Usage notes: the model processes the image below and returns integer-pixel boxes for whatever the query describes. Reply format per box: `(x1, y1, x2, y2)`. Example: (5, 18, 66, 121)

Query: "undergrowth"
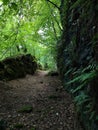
(64, 63, 98, 130)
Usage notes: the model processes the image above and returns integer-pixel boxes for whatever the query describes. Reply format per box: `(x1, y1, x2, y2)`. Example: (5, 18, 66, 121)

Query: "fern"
(66, 70, 96, 86)
(70, 0, 85, 9)
(74, 92, 90, 105)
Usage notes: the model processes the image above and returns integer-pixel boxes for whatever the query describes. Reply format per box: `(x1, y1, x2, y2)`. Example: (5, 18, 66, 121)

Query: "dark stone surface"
(0, 54, 37, 81)
(57, 0, 98, 129)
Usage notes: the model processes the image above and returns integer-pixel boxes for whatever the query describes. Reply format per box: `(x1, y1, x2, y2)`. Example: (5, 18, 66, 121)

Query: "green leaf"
(3, 0, 9, 5)
(10, 2, 18, 10)
(89, 111, 95, 120)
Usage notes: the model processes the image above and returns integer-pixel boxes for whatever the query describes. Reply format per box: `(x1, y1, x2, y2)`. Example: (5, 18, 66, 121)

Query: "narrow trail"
(0, 70, 82, 130)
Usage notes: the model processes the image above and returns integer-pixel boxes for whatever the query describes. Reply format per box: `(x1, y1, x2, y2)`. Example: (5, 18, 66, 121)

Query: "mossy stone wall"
(57, 0, 98, 129)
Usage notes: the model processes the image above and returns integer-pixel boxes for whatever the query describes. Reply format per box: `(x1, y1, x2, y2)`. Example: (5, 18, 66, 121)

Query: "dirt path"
(0, 70, 82, 130)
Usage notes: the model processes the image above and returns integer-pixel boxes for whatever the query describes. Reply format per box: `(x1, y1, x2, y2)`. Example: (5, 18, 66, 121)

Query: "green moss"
(30, 128, 36, 130)
(6, 68, 14, 75)
(18, 105, 33, 113)
(14, 123, 24, 129)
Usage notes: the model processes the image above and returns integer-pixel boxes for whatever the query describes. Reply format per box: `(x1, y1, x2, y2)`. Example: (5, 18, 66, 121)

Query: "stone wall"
(57, 0, 98, 129)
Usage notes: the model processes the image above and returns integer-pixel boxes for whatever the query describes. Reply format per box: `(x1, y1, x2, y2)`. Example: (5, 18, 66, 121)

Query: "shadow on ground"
(0, 70, 82, 130)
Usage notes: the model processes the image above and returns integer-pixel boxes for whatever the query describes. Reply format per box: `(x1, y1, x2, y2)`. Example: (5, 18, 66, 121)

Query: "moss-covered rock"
(0, 54, 37, 81)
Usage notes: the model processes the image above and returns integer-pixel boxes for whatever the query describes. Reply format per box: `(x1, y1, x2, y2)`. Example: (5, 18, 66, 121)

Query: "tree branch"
(46, 0, 60, 10)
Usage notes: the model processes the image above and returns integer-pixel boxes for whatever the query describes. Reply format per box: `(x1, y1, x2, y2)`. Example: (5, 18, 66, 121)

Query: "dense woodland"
(0, 0, 98, 130)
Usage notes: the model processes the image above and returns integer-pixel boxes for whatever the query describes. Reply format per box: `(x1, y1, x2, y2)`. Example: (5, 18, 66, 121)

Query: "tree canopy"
(0, 0, 61, 69)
